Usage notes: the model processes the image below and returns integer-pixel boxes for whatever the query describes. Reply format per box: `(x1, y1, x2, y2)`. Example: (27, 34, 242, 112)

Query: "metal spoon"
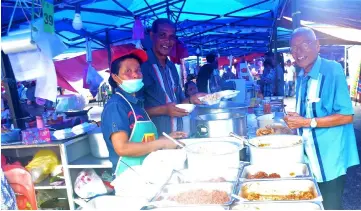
(162, 132, 195, 153)
(231, 194, 244, 201)
(229, 132, 257, 148)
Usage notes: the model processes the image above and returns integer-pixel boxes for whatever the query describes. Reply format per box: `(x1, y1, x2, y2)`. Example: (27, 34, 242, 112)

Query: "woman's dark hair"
(184, 81, 196, 98)
(108, 54, 142, 89)
(263, 59, 274, 69)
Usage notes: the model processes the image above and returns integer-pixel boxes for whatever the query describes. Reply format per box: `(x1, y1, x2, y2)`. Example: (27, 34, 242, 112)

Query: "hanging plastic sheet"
(34, 53, 58, 103)
(7, 48, 47, 82)
(32, 19, 68, 59)
(85, 65, 104, 97)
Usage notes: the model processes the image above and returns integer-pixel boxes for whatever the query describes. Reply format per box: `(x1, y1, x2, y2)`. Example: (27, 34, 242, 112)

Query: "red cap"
(110, 44, 148, 64)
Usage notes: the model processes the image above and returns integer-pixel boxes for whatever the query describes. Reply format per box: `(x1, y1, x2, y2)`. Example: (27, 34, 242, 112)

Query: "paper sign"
(42, 0, 54, 33)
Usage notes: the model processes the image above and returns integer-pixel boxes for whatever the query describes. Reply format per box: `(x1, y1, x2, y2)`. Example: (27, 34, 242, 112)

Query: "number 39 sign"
(42, 0, 54, 33)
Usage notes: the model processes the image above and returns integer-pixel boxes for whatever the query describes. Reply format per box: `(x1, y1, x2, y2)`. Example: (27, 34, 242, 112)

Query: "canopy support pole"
(1, 51, 26, 129)
(292, 0, 301, 29)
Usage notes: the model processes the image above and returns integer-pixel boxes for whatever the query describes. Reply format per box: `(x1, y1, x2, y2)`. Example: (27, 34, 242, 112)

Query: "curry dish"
(256, 128, 274, 136)
(247, 171, 281, 179)
(241, 187, 316, 201)
(243, 190, 315, 201)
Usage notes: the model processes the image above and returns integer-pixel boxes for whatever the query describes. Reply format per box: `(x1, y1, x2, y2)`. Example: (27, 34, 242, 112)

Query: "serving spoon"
(229, 132, 258, 148)
(162, 132, 195, 153)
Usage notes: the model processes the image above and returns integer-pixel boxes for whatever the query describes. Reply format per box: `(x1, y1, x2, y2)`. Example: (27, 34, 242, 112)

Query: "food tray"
(239, 163, 311, 180)
(235, 179, 322, 202)
(231, 201, 324, 210)
(149, 182, 236, 207)
(198, 94, 222, 105)
(218, 90, 240, 99)
(167, 167, 241, 184)
(198, 90, 240, 105)
(142, 205, 230, 210)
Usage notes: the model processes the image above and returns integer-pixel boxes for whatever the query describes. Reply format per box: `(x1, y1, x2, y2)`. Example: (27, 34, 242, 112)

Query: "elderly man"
(284, 27, 359, 210)
(140, 19, 204, 135)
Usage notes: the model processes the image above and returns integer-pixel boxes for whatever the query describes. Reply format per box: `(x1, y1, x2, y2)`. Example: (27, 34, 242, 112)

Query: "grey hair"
(291, 27, 317, 41)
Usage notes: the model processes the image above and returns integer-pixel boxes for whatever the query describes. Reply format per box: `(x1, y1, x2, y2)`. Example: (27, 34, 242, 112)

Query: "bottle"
(36, 116, 44, 129)
(263, 99, 271, 114)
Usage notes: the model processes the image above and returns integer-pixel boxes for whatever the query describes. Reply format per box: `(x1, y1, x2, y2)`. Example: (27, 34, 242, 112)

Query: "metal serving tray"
(142, 205, 230, 210)
(149, 182, 236, 208)
(235, 179, 322, 202)
(167, 167, 242, 184)
(231, 201, 324, 210)
(239, 163, 311, 180)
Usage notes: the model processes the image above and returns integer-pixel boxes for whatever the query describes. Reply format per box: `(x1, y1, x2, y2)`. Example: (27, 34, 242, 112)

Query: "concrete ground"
(284, 97, 361, 210)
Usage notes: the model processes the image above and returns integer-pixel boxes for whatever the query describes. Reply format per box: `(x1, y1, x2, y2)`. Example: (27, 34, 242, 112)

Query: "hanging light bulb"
(195, 46, 201, 55)
(72, 5, 82, 30)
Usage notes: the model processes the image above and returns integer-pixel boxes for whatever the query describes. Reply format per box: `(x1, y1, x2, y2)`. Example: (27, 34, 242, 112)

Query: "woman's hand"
(157, 137, 177, 149)
(157, 131, 188, 149)
(169, 131, 188, 139)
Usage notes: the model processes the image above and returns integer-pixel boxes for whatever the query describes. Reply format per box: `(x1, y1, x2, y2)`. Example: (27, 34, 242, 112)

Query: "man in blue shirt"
(140, 19, 205, 135)
(284, 27, 359, 210)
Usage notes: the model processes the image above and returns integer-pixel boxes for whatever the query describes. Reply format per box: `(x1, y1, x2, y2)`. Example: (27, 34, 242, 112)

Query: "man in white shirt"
(284, 59, 296, 97)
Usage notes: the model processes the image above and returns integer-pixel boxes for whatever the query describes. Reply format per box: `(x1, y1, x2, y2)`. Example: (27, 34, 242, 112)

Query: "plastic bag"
(74, 169, 107, 199)
(84, 65, 104, 98)
(25, 150, 59, 184)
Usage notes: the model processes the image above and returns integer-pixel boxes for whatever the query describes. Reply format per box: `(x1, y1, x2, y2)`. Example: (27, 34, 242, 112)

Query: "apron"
(113, 92, 159, 177)
(152, 64, 179, 132)
(296, 71, 325, 182)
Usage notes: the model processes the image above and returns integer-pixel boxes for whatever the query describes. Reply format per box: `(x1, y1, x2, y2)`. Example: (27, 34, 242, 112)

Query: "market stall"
(72, 101, 324, 210)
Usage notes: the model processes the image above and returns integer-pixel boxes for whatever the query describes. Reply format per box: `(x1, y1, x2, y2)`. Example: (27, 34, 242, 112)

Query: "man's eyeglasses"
(290, 40, 315, 53)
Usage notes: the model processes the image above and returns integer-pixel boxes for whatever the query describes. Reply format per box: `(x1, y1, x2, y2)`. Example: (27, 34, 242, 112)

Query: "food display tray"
(149, 182, 237, 208)
(234, 179, 323, 202)
(231, 201, 324, 210)
(167, 167, 242, 184)
(239, 163, 312, 180)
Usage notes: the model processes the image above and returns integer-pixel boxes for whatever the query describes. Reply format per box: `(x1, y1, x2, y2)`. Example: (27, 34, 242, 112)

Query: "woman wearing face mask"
(101, 45, 187, 177)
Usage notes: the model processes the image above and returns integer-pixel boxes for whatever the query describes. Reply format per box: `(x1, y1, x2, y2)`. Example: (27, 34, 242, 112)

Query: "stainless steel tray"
(231, 201, 324, 210)
(149, 182, 237, 207)
(167, 167, 242, 184)
(239, 163, 311, 180)
(142, 205, 230, 210)
(235, 179, 323, 202)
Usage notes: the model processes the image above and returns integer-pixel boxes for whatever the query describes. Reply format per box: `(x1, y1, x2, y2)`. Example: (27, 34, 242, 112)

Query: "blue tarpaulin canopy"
(1, 0, 287, 56)
(3, 0, 360, 56)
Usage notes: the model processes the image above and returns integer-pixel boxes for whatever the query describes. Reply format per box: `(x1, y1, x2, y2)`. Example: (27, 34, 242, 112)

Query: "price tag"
(42, 0, 54, 33)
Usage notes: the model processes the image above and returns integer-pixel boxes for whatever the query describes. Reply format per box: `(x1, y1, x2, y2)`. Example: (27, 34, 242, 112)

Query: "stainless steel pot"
(192, 112, 247, 138)
(196, 101, 248, 115)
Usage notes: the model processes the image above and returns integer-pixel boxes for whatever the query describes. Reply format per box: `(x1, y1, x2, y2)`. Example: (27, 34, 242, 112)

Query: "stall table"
(1, 133, 112, 210)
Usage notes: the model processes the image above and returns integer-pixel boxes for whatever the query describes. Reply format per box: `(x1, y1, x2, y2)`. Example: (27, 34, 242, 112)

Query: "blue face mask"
(117, 77, 144, 93)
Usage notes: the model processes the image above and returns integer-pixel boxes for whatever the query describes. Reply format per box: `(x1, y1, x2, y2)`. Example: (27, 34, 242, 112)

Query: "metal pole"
(196, 55, 200, 74)
(1, 51, 26, 129)
(292, 0, 301, 29)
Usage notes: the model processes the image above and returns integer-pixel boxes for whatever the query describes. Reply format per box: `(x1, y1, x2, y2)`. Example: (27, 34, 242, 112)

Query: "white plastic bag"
(74, 169, 107, 199)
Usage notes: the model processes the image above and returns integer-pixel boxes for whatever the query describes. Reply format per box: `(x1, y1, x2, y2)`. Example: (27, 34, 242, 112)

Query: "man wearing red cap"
(140, 19, 204, 135)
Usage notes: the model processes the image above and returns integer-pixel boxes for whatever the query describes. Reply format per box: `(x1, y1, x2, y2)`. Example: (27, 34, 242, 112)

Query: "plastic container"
(248, 135, 304, 164)
(1, 129, 21, 143)
(88, 127, 109, 158)
(185, 141, 242, 170)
